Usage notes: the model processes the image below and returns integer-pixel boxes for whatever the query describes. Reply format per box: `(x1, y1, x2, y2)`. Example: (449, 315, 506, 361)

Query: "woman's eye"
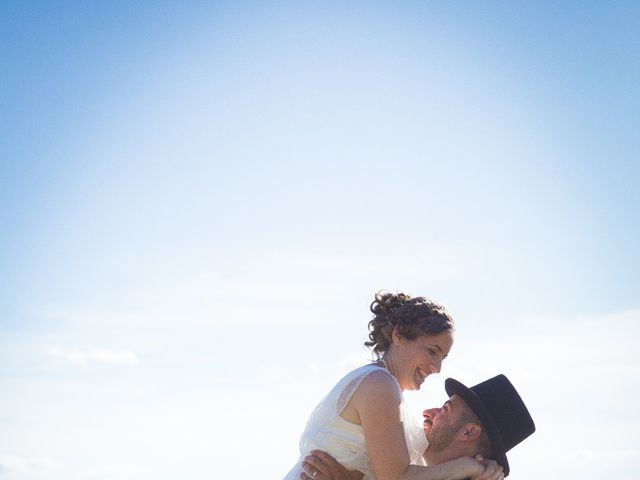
(427, 349, 436, 356)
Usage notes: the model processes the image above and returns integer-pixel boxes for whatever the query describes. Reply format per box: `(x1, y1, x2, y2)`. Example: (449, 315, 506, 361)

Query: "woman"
(284, 292, 501, 480)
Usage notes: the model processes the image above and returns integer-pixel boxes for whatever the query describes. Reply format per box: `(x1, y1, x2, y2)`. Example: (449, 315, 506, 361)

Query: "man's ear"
(457, 423, 483, 443)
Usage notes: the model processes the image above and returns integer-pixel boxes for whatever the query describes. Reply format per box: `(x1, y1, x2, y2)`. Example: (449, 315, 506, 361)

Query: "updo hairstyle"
(365, 291, 455, 358)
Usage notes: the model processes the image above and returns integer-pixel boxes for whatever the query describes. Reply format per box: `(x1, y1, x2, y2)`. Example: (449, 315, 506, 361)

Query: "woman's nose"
(430, 358, 442, 374)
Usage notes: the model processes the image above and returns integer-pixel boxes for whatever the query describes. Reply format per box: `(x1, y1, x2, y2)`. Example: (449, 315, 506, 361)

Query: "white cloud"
(0, 454, 60, 474)
(83, 464, 150, 480)
(0, 455, 29, 474)
(48, 347, 139, 366)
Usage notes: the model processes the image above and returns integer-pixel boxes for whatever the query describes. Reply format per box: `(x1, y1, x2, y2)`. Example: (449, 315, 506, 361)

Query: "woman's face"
(393, 330, 454, 391)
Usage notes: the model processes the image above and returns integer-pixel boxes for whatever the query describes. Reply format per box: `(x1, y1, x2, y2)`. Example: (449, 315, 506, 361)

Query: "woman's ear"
(391, 327, 404, 346)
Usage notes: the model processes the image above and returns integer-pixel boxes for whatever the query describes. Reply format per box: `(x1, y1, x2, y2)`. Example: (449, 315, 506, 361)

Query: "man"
(300, 374, 535, 480)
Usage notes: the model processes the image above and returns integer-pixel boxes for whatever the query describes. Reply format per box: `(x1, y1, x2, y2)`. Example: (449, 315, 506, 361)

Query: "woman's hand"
(300, 450, 364, 480)
(440, 456, 485, 479)
(470, 455, 504, 480)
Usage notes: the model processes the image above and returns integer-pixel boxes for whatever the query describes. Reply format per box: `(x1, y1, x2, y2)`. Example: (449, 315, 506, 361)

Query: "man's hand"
(299, 450, 364, 480)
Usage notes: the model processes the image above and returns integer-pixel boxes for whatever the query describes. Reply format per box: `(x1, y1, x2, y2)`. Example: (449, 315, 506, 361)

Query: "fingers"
(301, 450, 357, 480)
(300, 464, 318, 480)
(471, 458, 504, 480)
(313, 451, 345, 476)
(309, 450, 338, 464)
(301, 452, 332, 480)
(301, 461, 324, 480)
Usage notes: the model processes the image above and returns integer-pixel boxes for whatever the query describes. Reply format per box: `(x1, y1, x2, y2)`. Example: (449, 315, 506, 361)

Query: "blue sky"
(1, 2, 639, 479)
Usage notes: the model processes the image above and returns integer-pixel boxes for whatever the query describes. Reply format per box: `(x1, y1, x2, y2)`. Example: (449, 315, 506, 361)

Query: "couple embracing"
(284, 292, 535, 480)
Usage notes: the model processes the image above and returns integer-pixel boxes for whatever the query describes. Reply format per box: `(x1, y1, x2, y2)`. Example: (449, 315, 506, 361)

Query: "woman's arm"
(351, 370, 410, 480)
(301, 452, 502, 480)
(402, 458, 485, 480)
(348, 371, 484, 480)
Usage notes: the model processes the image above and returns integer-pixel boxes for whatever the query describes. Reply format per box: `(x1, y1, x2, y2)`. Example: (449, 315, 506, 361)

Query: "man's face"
(422, 394, 467, 454)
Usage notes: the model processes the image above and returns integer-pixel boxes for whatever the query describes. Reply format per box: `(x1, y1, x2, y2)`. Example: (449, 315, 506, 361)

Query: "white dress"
(284, 364, 427, 480)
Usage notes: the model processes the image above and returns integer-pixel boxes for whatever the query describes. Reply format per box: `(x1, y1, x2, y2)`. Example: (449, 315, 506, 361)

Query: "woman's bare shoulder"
(353, 368, 401, 403)
(340, 367, 402, 424)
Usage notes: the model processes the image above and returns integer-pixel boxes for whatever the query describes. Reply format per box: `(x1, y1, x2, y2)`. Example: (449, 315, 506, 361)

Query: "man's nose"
(423, 407, 441, 419)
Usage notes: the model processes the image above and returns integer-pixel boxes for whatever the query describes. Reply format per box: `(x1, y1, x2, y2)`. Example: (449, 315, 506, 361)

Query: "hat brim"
(445, 378, 510, 477)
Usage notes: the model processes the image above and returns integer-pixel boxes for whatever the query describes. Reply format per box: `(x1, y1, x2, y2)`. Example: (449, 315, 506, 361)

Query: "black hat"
(445, 374, 535, 477)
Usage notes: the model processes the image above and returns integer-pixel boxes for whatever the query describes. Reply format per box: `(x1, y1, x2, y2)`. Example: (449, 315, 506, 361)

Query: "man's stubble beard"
(425, 424, 458, 455)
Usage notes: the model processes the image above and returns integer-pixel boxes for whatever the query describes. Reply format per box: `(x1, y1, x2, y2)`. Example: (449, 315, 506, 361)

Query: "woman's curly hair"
(365, 291, 455, 358)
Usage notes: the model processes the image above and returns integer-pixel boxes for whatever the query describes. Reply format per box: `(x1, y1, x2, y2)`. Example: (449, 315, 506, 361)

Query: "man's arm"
(300, 450, 364, 480)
